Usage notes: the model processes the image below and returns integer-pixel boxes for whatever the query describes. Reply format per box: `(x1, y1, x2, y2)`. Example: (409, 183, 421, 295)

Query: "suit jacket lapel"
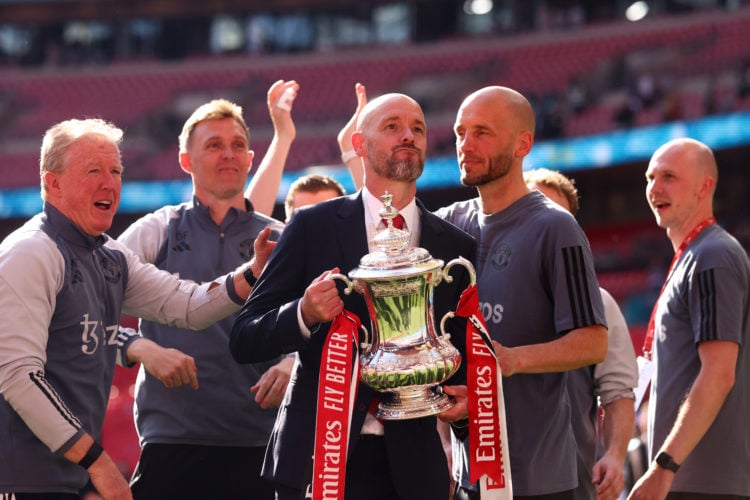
(334, 192, 370, 275)
(415, 198, 445, 251)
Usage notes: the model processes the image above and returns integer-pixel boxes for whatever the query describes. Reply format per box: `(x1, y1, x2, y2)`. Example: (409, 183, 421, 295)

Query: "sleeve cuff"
(296, 301, 322, 338)
(226, 272, 245, 305)
(450, 418, 470, 440)
(117, 326, 142, 368)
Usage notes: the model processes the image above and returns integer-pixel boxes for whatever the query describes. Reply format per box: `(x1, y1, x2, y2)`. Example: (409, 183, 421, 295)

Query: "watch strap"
(78, 441, 104, 469)
(655, 451, 680, 473)
(243, 266, 258, 287)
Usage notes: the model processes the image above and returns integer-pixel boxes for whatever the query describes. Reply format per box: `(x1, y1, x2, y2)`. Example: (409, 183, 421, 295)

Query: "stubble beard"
(203, 179, 243, 200)
(370, 151, 424, 183)
(461, 152, 513, 187)
(209, 168, 248, 201)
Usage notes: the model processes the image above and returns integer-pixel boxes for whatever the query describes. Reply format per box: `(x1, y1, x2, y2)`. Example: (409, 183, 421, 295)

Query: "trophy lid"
(352, 192, 442, 277)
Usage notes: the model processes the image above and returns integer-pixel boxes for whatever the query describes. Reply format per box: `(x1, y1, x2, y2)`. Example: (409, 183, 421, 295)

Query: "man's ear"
(698, 175, 716, 199)
(179, 152, 192, 174)
(515, 130, 534, 158)
(351, 131, 364, 154)
(43, 171, 60, 198)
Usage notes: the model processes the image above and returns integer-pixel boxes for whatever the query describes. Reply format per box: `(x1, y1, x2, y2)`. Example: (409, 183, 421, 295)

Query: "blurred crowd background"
(2, 0, 750, 483)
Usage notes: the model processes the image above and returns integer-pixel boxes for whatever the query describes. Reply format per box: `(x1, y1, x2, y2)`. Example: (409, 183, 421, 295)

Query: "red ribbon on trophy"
(454, 284, 512, 500)
(310, 311, 362, 500)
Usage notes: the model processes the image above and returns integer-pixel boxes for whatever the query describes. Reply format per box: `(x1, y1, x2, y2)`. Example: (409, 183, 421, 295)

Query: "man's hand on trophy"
(438, 385, 468, 422)
(300, 268, 345, 328)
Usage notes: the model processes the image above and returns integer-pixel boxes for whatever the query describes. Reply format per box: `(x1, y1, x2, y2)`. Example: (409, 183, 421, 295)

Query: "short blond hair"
(178, 99, 249, 154)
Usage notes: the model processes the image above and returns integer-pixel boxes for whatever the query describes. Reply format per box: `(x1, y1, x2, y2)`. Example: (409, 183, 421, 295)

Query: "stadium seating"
(2, 6, 750, 180)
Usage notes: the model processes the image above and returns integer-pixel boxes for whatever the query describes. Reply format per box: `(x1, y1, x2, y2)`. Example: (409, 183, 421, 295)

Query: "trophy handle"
(441, 256, 476, 286)
(328, 273, 371, 350)
(329, 273, 355, 294)
(439, 311, 455, 341)
(439, 257, 477, 339)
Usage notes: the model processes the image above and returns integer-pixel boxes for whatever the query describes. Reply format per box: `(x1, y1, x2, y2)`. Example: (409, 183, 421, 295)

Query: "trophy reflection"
(332, 193, 475, 420)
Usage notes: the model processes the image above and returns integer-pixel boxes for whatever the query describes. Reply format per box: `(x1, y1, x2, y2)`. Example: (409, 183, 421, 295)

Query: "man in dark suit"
(230, 93, 476, 500)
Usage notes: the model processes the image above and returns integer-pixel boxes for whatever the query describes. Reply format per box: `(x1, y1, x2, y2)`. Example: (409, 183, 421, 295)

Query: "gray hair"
(39, 118, 123, 200)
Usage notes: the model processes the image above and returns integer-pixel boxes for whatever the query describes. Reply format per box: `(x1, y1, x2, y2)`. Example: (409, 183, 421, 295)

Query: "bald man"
(435, 86, 608, 499)
(628, 138, 750, 499)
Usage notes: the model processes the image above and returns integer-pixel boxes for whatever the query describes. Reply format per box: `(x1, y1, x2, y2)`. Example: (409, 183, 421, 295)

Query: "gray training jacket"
(118, 198, 282, 449)
(0, 203, 243, 494)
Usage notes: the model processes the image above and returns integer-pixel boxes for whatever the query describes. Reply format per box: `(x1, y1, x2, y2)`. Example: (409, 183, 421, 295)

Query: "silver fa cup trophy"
(331, 193, 475, 420)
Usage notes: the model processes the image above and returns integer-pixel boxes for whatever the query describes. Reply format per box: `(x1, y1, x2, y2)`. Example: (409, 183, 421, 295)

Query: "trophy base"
(376, 385, 455, 420)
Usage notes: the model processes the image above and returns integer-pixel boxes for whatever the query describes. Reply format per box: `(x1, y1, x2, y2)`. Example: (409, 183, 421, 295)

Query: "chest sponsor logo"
(80, 313, 119, 354)
(657, 323, 667, 343)
(479, 302, 504, 325)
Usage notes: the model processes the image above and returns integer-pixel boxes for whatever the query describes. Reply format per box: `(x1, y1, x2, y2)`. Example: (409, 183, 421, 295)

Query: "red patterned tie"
(381, 214, 405, 230)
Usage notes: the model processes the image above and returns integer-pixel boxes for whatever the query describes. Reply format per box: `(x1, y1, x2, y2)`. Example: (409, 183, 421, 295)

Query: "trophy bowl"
(331, 193, 474, 420)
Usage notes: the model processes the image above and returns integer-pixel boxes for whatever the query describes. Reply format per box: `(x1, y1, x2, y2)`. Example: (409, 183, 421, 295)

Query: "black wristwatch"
(655, 451, 680, 473)
(243, 266, 258, 287)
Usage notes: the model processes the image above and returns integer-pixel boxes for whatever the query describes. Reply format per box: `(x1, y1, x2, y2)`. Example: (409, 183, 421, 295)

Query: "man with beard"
(230, 93, 476, 500)
(434, 86, 608, 499)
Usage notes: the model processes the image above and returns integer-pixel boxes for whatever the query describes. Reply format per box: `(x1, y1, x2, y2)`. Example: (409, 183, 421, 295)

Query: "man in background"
(120, 80, 298, 499)
(283, 173, 345, 222)
(525, 167, 638, 500)
(628, 138, 749, 499)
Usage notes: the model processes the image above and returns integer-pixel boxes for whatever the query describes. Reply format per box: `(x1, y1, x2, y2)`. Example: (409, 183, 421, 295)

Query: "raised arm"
(245, 79, 299, 215)
(337, 82, 367, 191)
